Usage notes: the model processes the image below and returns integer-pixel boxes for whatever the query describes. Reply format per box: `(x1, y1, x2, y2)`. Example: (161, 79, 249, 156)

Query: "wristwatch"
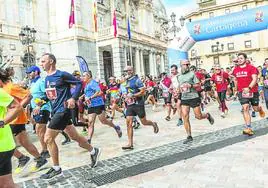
(0, 120, 5, 127)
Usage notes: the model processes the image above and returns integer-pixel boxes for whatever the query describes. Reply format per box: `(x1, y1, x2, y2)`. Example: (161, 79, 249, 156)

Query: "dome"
(153, 0, 168, 19)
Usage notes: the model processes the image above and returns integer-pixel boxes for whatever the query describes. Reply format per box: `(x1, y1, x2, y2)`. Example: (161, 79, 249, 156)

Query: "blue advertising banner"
(187, 5, 268, 42)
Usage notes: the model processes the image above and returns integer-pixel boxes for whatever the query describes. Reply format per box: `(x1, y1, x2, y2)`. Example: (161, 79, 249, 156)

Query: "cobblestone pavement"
(15, 100, 268, 187)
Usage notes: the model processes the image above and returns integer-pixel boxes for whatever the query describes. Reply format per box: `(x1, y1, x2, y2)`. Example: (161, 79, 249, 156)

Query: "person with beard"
(178, 60, 214, 144)
(232, 53, 265, 136)
(122, 66, 159, 150)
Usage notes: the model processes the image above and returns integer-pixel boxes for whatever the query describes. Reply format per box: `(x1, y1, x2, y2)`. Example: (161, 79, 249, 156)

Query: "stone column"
(135, 48, 141, 75)
(149, 50, 154, 76)
(152, 52, 157, 76)
(124, 46, 128, 67)
(160, 53, 165, 73)
(140, 50, 144, 76)
(112, 39, 124, 77)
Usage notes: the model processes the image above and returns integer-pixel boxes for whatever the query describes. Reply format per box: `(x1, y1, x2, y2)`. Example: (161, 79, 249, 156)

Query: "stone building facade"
(0, 0, 169, 81)
(186, 0, 268, 69)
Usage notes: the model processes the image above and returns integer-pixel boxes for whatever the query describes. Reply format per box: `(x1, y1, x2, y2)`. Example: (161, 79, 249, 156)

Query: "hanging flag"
(127, 17, 131, 40)
(113, 10, 117, 38)
(69, 0, 75, 28)
(93, 1, 97, 32)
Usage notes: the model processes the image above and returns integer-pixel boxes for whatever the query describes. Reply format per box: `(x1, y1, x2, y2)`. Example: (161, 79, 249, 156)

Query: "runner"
(82, 72, 122, 144)
(108, 76, 124, 119)
(145, 75, 157, 111)
(160, 72, 173, 121)
(2, 69, 48, 174)
(262, 59, 268, 110)
(0, 70, 23, 188)
(232, 53, 265, 136)
(178, 60, 214, 144)
(170, 64, 183, 126)
(211, 65, 230, 118)
(27, 66, 51, 158)
(122, 66, 159, 150)
(40, 53, 101, 179)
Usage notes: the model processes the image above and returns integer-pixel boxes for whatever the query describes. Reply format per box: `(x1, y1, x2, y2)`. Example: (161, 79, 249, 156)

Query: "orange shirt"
(3, 82, 29, 125)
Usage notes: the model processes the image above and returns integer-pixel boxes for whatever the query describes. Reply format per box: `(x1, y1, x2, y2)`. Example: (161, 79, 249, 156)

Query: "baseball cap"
(26, 66, 41, 74)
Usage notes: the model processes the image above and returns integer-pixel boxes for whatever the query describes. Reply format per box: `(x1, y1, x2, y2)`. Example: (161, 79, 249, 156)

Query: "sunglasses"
(182, 64, 190, 66)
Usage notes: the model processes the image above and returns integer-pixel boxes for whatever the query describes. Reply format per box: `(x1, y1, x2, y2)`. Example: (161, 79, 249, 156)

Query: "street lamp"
(211, 41, 224, 65)
(161, 12, 185, 39)
(19, 25, 37, 67)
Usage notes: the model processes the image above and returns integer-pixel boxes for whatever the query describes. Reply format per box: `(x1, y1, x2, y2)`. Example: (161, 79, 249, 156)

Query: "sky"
(162, 0, 198, 17)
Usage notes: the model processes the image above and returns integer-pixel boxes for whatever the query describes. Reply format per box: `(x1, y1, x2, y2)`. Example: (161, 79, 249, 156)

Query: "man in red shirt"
(211, 65, 230, 118)
(232, 52, 265, 135)
(160, 73, 173, 121)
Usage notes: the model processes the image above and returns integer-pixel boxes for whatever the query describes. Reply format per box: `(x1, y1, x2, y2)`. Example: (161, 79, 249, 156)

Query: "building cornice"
(185, 0, 265, 19)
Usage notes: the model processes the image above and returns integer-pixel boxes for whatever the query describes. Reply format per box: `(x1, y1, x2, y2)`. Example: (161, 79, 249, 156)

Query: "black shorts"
(88, 105, 105, 115)
(126, 104, 146, 118)
(48, 111, 72, 131)
(0, 149, 14, 176)
(217, 90, 227, 102)
(164, 93, 172, 104)
(204, 86, 212, 92)
(10, 124, 26, 136)
(181, 97, 201, 108)
(33, 110, 50, 124)
(238, 92, 259, 106)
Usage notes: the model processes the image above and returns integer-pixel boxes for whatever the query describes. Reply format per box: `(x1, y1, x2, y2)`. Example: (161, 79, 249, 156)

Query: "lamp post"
(19, 26, 36, 67)
(211, 41, 224, 65)
(161, 12, 185, 39)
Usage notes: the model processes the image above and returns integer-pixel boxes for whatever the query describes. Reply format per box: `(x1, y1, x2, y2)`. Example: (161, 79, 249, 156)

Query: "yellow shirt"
(0, 88, 16, 152)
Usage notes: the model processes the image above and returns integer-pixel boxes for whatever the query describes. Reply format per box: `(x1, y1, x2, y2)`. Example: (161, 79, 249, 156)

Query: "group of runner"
(0, 52, 267, 187)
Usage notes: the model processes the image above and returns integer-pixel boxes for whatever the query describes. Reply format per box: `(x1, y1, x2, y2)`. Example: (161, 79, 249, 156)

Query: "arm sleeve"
(62, 72, 82, 100)
(0, 89, 14, 108)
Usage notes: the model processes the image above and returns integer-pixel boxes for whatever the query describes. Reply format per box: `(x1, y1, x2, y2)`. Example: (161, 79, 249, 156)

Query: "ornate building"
(186, 0, 268, 69)
(0, 0, 168, 81)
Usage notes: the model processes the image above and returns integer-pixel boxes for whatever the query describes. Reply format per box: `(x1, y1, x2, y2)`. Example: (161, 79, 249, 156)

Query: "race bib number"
(180, 84, 190, 94)
(45, 88, 57, 100)
(125, 98, 135, 105)
(162, 92, 169, 98)
(242, 92, 253, 98)
(216, 76, 222, 82)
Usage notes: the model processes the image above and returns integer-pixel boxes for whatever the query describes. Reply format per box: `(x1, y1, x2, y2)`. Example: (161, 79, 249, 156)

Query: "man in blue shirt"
(40, 53, 101, 179)
(82, 71, 122, 144)
(122, 66, 159, 150)
(27, 65, 51, 159)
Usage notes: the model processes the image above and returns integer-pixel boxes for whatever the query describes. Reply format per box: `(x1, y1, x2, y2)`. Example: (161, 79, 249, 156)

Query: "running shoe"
(153, 122, 159, 133)
(251, 111, 256, 117)
(30, 157, 48, 172)
(243, 128, 254, 136)
(220, 112, 225, 118)
(14, 155, 31, 174)
(40, 167, 62, 179)
(259, 107, 265, 118)
(165, 116, 171, 121)
(183, 136, 193, 144)
(122, 145, 134, 150)
(115, 125, 122, 138)
(81, 129, 88, 136)
(41, 151, 50, 159)
(91, 148, 101, 168)
(61, 138, 71, 145)
(207, 113, 214, 125)
(177, 119, 183, 127)
(133, 122, 140, 129)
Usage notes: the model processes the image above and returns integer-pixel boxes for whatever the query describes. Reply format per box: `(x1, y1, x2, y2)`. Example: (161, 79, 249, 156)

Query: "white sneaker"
(220, 112, 225, 118)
